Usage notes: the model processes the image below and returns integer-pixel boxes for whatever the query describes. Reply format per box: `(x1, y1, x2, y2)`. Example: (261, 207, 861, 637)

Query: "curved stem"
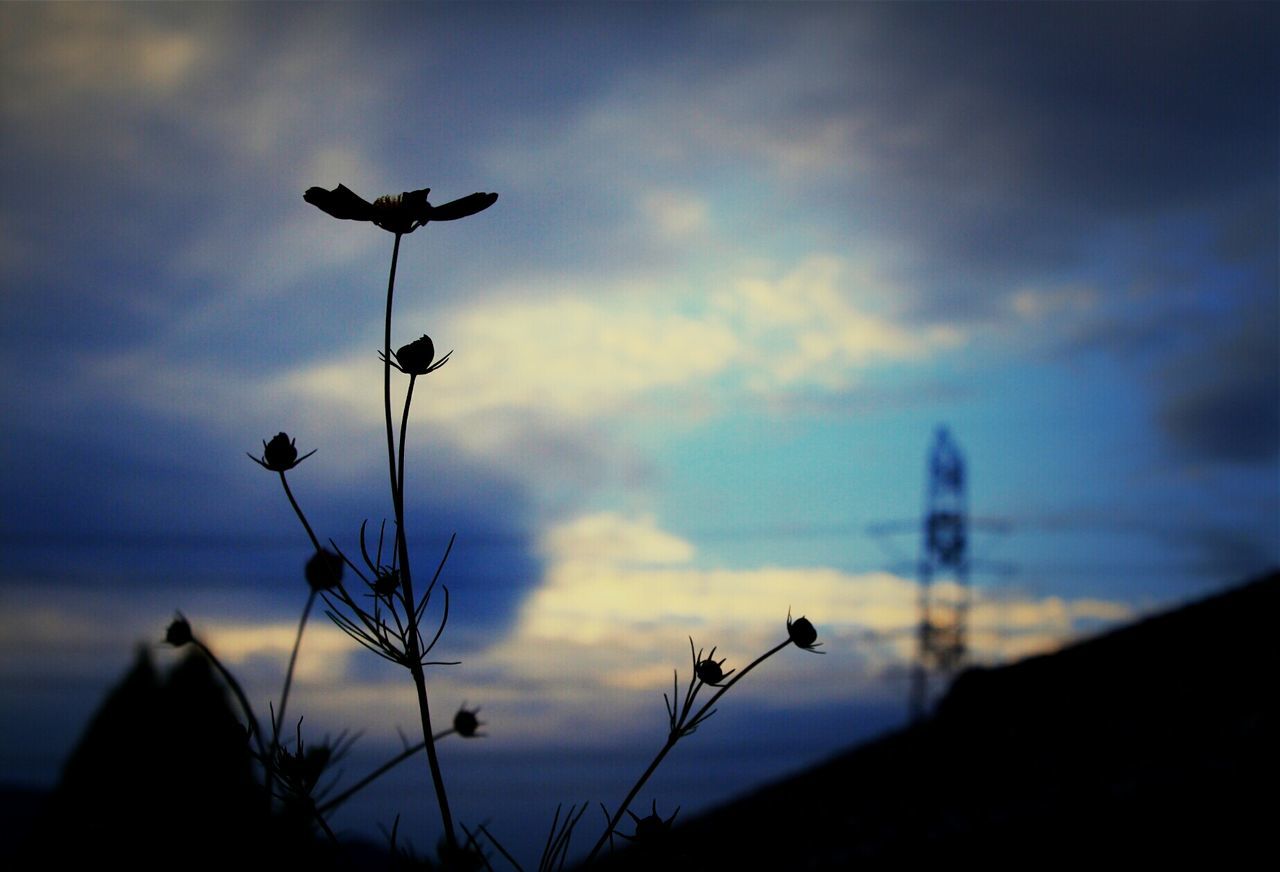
(273, 589, 317, 754)
(379, 231, 456, 852)
(271, 470, 323, 803)
(688, 639, 791, 727)
(384, 231, 404, 522)
(410, 660, 456, 851)
(193, 637, 269, 765)
(310, 803, 340, 845)
(396, 373, 418, 635)
(398, 375, 416, 504)
(278, 471, 322, 553)
(587, 738, 678, 864)
(316, 726, 455, 815)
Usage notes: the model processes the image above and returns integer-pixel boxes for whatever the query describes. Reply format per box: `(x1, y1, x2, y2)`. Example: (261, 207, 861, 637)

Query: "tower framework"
(909, 426, 970, 720)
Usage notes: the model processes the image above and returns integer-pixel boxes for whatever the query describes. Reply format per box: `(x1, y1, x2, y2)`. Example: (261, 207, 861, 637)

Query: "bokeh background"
(2, 1, 1276, 861)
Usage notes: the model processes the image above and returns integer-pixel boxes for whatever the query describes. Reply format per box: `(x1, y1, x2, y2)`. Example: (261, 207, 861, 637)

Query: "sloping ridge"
(592, 569, 1278, 869)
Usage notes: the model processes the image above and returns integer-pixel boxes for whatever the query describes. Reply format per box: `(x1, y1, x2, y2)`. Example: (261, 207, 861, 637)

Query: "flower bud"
(453, 706, 483, 738)
(786, 610, 823, 652)
(695, 658, 726, 685)
(305, 549, 344, 592)
(395, 335, 437, 375)
(249, 432, 315, 472)
(263, 433, 298, 470)
(371, 567, 400, 597)
(624, 801, 679, 846)
(165, 613, 193, 647)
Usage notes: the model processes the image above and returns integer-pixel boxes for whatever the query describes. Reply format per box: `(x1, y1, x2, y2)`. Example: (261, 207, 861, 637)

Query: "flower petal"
(303, 184, 378, 221)
(428, 192, 499, 222)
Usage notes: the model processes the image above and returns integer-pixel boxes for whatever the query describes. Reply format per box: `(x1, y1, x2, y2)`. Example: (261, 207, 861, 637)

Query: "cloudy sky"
(2, 0, 1276, 861)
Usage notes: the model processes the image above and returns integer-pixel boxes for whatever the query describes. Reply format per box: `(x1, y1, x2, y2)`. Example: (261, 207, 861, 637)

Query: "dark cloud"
(764, 3, 1279, 325)
(1157, 297, 1280, 466)
(0, 379, 542, 644)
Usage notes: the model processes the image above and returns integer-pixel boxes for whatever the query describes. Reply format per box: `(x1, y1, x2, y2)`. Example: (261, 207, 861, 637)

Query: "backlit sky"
(2, 1, 1277, 861)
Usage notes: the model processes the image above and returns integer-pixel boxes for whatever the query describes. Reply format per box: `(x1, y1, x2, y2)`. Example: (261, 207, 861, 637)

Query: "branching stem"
(381, 231, 457, 853)
(584, 638, 792, 864)
(278, 470, 322, 552)
(316, 726, 455, 815)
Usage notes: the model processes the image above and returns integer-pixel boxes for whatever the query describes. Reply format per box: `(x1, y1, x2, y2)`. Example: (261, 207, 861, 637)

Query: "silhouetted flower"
(370, 566, 400, 598)
(164, 613, 193, 647)
(621, 801, 679, 845)
(274, 719, 350, 801)
(786, 610, 823, 653)
(304, 184, 498, 235)
(248, 432, 316, 472)
(694, 651, 733, 687)
(384, 334, 452, 376)
(306, 549, 344, 592)
(453, 705, 484, 738)
(276, 741, 331, 799)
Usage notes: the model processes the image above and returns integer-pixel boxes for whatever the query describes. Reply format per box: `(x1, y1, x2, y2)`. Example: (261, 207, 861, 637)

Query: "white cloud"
(416, 254, 957, 432)
(82, 250, 963, 494)
(712, 255, 962, 392)
(0, 509, 1139, 753)
(428, 289, 739, 421)
(540, 513, 694, 566)
(449, 513, 1137, 741)
(201, 621, 356, 685)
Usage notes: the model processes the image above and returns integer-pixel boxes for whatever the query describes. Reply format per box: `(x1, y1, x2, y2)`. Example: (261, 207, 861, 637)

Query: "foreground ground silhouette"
(7, 570, 1274, 869)
(590, 569, 1278, 869)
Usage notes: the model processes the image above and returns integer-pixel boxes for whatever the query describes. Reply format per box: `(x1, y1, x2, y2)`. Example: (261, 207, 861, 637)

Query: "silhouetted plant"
(163, 182, 823, 869)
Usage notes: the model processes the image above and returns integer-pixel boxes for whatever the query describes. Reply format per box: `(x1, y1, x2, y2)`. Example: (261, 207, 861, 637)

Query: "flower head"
(622, 801, 679, 846)
(303, 184, 498, 235)
(275, 741, 331, 799)
(273, 719, 351, 802)
(248, 432, 316, 472)
(453, 705, 484, 738)
(383, 334, 452, 376)
(695, 656, 729, 686)
(786, 609, 823, 653)
(164, 612, 193, 647)
(370, 566, 400, 598)
(688, 639, 735, 688)
(305, 549, 344, 592)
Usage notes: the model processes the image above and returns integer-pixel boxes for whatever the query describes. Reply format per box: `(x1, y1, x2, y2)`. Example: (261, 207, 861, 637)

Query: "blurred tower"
(909, 426, 970, 721)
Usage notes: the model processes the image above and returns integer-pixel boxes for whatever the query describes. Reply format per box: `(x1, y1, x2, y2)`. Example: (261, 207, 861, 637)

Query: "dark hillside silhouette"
(15, 648, 340, 868)
(589, 570, 1279, 869)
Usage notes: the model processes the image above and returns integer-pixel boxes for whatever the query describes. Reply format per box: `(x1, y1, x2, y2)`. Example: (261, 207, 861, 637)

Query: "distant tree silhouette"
(20, 648, 338, 869)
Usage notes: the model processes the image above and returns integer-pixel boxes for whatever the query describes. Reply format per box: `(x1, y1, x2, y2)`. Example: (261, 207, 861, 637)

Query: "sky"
(1, 0, 1277, 863)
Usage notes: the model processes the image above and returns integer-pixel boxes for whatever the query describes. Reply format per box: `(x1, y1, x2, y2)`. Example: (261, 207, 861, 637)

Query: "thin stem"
(273, 589, 317, 757)
(278, 470, 322, 553)
(398, 374, 416, 510)
(310, 804, 340, 845)
(316, 726, 455, 815)
(379, 230, 457, 852)
(193, 638, 269, 765)
(479, 823, 525, 872)
(410, 660, 457, 851)
(583, 638, 793, 864)
(384, 231, 404, 522)
(687, 639, 791, 728)
(396, 372, 418, 639)
(586, 740, 678, 864)
(270, 470, 322, 802)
